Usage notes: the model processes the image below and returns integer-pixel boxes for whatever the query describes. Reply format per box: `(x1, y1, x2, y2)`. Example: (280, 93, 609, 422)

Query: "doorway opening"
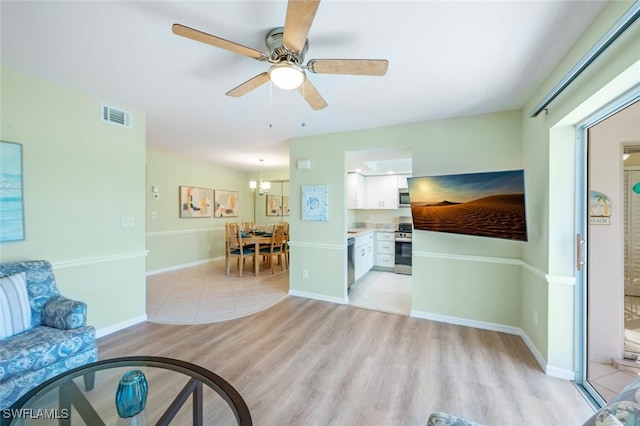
(584, 99, 640, 403)
(623, 145, 640, 358)
(345, 146, 413, 316)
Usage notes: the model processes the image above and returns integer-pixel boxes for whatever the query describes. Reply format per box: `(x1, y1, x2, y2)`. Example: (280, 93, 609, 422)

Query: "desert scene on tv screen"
(408, 170, 527, 241)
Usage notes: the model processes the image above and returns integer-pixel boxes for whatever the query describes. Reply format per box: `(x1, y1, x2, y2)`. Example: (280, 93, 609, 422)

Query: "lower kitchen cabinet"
(375, 231, 395, 268)
(354, 232, 374, 281)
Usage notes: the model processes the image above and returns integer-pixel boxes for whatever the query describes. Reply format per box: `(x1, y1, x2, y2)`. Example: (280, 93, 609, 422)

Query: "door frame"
(574, 89, 640, 406)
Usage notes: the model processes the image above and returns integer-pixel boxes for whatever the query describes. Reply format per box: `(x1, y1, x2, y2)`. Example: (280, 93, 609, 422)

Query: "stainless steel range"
(394, 219, 412, 275)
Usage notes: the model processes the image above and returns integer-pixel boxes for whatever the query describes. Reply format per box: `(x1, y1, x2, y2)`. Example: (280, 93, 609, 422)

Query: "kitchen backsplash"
(349, 221, 397, 230)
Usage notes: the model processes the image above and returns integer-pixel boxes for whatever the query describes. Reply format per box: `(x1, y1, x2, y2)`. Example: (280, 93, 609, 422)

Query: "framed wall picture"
(0, 141, 25, 242)
(302, 184, 328, 221)
(283, 196, 290, 216)
(179, 186, 212, 218)
(407, 169, 527, 241)
(214, 190, 239, 217)
(266, 194, 282, 216)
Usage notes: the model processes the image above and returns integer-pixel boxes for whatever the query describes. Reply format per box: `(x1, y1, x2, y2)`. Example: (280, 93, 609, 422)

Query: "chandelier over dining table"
(250, 159, 271, 195)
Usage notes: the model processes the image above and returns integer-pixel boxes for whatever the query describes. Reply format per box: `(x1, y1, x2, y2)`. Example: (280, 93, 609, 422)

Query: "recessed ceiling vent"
(101, 103, 131, 129)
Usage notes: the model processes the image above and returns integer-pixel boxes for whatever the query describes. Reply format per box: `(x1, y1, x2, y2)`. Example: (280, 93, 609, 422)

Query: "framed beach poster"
(214, 190, 239, 217)
(180, 186, 212, 218)
(302, 184, 328, 221)
(0, 141, 25, 242)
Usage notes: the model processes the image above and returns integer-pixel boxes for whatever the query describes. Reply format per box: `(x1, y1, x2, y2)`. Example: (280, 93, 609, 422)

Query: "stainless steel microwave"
(398, 188, 410, 207)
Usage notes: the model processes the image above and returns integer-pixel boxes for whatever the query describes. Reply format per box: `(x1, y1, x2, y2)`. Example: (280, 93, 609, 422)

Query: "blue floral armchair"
(0, 260, 98, 409)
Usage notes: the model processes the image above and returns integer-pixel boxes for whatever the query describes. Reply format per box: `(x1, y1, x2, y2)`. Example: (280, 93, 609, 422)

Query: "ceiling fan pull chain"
(269, 81, 273, 128)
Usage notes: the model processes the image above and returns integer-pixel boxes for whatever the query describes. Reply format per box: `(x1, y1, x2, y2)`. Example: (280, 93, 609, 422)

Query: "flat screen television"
(407, 169, 527, 241)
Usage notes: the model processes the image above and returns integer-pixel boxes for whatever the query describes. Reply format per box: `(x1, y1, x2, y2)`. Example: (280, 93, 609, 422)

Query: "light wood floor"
(99, 296, 595, 425)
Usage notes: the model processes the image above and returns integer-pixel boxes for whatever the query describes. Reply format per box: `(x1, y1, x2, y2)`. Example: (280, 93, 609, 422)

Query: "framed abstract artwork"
(302, 184, 328, 221)
(266, 195, 282, 216)
(0, 141, 25, 241)
(214, 190, 239, 217)
(179, 186, 212, 218)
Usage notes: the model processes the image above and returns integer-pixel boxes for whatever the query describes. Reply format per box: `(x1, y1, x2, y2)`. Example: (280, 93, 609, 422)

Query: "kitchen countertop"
(347, 228, 394, 238)
(347, 229, 374, 238)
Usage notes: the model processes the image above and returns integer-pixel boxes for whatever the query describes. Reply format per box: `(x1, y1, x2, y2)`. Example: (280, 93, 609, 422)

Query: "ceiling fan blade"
(226, 73, 270, 97)
(297, 78, 327, 111)
(173, 24, 269, 61)
(283, 0, 321, 52)
(307, 59, 389, 76)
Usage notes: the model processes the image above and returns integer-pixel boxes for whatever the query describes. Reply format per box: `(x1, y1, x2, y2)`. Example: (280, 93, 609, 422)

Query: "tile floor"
(589, 360, 639, 401)
(586, 296, 640, 401)
(147, 260, 411, 324)
(146, 258, 289, 324)
(348, 270, 412, 316)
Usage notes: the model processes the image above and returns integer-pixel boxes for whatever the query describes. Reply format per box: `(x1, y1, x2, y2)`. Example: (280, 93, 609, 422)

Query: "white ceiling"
(0, 1, 608, 173)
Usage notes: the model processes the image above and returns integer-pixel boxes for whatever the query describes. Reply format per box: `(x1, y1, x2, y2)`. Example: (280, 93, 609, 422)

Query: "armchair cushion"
(0, 260, 61, 327)
(42, 295, 87, 330)
(0, 260, 97, 409)
(0, 272, 32, 339)
(583, 376, 640, 425)
(0, 325, 96, 384)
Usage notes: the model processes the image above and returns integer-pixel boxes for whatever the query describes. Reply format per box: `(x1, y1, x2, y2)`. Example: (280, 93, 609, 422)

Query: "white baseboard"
(146, 257, 224, 276)
(289, 289, 348, 305)
(411, 309, 522, 335)
(410, 309, 575, 380)
(96, 314, 147, 338)
(544, 364, 576, 380)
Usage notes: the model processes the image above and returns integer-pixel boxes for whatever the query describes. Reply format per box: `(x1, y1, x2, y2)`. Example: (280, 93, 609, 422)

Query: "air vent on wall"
(101, 103, 131, 129)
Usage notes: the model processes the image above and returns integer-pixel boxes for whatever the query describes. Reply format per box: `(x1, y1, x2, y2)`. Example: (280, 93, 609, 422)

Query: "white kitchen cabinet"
(397, 174, 412, 189)
(375, 231, 395, 268)
(354, 232, 374, 281)
(347, 172, 365, 209)
(365, 175, 398, 209)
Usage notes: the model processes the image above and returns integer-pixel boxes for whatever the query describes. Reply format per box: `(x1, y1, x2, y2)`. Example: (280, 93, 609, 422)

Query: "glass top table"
(2, 356, 252, 425)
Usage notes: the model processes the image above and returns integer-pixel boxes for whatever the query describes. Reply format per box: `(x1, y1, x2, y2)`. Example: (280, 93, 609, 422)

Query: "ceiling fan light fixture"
(268, 63, 305, 90)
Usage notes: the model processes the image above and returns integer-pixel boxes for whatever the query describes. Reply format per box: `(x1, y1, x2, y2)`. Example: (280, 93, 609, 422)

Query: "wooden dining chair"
(281, 222, 290, 269)
(258, 224, 285, 274)
(225, 223, 254, 276)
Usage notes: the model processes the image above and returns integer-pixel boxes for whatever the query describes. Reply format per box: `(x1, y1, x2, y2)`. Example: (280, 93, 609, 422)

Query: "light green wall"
(145, 149, 253, 272)
(0, 67, 147, 334)
(289, 110, 523, 311)
(289, 0, 640, 377)
(520, 0, 640, 374)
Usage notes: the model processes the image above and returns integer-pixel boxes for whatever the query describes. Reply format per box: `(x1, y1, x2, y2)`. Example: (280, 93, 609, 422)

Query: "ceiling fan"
(172, 0, 389, 111)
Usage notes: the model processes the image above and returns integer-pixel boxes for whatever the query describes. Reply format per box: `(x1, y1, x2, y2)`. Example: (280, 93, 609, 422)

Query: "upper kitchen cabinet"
(365, 175, 398, 209)
(347, 172, 365, 209)
(397, 174, 411, 189)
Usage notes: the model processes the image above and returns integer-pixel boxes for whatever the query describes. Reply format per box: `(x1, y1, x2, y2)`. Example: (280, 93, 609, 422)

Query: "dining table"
(241, 233, 274, 275)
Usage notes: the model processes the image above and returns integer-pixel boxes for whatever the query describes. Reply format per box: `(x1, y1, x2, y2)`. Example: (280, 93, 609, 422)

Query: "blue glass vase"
(115, 370, 148, 418)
